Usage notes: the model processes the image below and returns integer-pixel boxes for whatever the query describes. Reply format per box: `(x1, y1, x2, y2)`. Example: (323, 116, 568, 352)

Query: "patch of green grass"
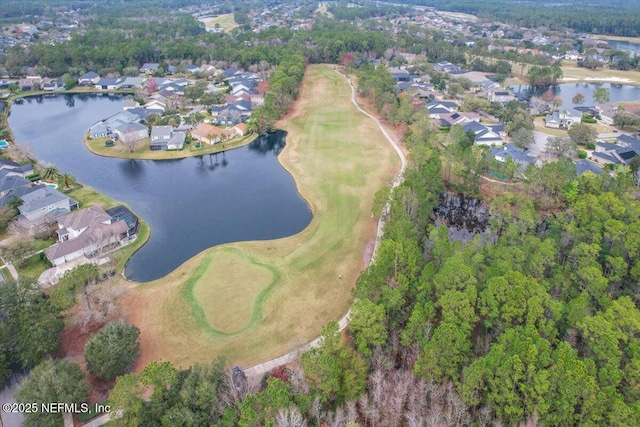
(186, 248, 281, 335)
(16, 253, 49, 281)
(67, 186, 121, 210)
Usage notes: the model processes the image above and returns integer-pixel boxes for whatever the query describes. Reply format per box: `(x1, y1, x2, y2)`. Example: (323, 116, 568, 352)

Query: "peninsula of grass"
(84, 133, 257, 160)
(119, 64, 401, 369)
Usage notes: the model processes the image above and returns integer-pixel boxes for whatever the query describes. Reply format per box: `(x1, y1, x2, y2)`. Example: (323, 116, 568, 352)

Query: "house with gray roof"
(94, 78, 120, 90)
(89, 122, 108, 139)
(545, 111, 582, 129)
(490, 143, 540, 176)
(140, 63, 160, 74)
(426, 100, 459, 118)
(17, 187, 78, 227)
(44, 205, 129, 266)
(593, 135, 640, 165)
(114, 122, 148, 144)
(574, 159, 603, 175)
(78, 71, 100, 86)
(464, 121, 505, 145)
(150, 126, 185, 150)
(0, 161, 42, 207)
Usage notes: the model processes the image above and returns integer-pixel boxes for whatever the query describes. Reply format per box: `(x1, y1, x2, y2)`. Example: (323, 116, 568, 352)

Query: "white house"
(545, 111, 582, 129)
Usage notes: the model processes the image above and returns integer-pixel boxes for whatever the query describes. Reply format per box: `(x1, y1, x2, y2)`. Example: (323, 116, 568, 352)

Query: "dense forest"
(394, 0, 640, 37)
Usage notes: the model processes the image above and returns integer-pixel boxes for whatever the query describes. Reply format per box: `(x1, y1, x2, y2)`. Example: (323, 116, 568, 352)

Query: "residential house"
(17, 187, 78, 227)
(217, 105, 246, 126)
(19, 75, 42, 91)
(464, 121, 505, 145)
(44, 205, 129, 266)
(388, 67, 410, 82)
(88, 122, 108, 139)
(574, 159, 603, 175)
(191, 122, 226, 144)
(0, 160, 41, 207)
(42, 78, 62, 91)
(232, 123, 248, 138)
(223, 67, 239, 78)
(545, 111, 582, 129)
(78, 71, 100, 86)
(488, 89, 516, 104)
(94, 78, 119, 90)
(490, 143, 539, 170)
(150, 125, 185, 150)
(185, 64, 201, 74)
(140, 63, 160, 74)
(596, 105, 617, 125)
(438, 111, 480, 128)
(426, 100, 459, 119)
(116, 77, 145, 90)
(592, 135, 640, 165)
(113, 122, 148, 144)
(564, 50, 583, 61)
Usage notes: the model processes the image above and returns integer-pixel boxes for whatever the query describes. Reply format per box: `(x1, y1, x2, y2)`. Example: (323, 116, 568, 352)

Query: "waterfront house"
(94, 78, 119, 90)
(17, 187, 78, 228)
(191, 122, 226, 144)
(89, 122, 108, 139)
(113, 122, 148, 144)
(150, 125, 185, 150)
(545, 111, 582, 129)
(44, 205, 129, 266)
(78, 71, 100, 86)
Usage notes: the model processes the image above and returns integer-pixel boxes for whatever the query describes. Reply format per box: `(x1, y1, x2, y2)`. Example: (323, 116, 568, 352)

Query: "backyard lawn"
(119, 64, 401, 369)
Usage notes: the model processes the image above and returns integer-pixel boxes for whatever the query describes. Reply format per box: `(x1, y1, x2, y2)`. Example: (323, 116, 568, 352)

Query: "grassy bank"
(119, 64, 400, 368)
(84, 133, 257, 160)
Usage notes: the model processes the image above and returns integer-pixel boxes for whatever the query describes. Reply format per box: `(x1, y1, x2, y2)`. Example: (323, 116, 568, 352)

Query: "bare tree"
(275, 406, 307, 427)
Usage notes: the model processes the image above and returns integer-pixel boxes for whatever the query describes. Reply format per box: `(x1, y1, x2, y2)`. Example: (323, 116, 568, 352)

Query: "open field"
(200, 14, 239, 32)
(118, 64, 400, 369)
(84, 134, 257, 160)
(592, 34, 640, 43)
(437, 11, 479, 22)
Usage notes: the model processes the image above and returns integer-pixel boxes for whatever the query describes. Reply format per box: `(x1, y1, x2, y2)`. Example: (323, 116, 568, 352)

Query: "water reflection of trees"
(248, 130, 286, 156)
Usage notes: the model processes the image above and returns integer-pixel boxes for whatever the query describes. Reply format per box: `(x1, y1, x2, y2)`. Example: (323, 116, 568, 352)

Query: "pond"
(8, 94, 312, 282)
(510, 83, 640, 109)
(605, 39, 640, 54)
(434, 193, 490, 242)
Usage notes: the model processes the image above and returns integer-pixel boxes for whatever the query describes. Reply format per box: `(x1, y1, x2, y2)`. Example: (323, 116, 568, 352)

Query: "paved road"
(242, 69, 407, 379)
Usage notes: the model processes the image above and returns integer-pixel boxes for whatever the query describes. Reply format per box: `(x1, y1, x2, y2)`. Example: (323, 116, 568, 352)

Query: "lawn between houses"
(118, 64, 401, 369)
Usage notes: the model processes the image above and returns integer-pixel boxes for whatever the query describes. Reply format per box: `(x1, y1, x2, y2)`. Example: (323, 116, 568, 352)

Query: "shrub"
(578, 150, 588, 159)
(586, 142, 596, 150)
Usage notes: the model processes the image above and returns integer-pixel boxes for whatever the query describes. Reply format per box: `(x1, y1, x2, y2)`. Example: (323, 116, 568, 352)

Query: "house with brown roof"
(191, 122, 226, 144)
(44, 205, 129, 266)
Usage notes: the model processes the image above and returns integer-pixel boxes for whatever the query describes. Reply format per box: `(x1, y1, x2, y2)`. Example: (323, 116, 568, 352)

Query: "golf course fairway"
(120, 64, 400, 368)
